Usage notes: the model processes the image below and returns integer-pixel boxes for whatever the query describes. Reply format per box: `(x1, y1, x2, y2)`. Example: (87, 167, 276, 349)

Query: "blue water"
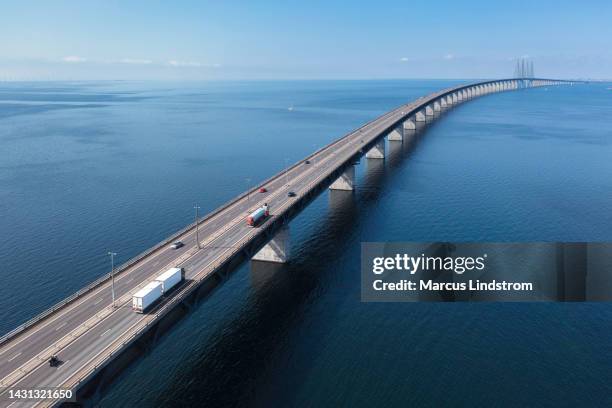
(1, 80, 611, 406)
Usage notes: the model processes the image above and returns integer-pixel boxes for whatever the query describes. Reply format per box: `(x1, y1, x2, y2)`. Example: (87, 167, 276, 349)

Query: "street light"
(107, 251, 117, 308)
(194, 205, 201, 249)
(284, 158, 289, 186)
(246, 178, 251, 205)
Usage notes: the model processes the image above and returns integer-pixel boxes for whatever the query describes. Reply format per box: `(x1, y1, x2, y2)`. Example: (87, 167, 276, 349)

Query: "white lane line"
(100, 329, 111, 338)
(126, 278, 134, 283)
(7, 352, 22, 362)
(55, 322, 67, 331)
(94, 298, 103, 305)
(152, 261, 160, 267)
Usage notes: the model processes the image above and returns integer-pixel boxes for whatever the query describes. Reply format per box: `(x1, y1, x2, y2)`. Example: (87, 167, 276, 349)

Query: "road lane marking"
(93, 298, 103, 305)
(7, 352, 22, 362)
(100, 329, 111, 338)
(55, 322, 67, 331)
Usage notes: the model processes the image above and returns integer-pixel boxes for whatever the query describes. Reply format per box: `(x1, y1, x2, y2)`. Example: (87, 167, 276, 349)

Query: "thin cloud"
(119, 58, 153, 65)
(400, 57, 409, 62)
(443, 54, 454, 60)
(168, 60, 202, 67)
(63, 56, 87, 63)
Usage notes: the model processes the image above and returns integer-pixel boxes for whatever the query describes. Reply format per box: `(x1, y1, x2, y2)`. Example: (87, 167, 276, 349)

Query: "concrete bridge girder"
(329, 165, 355, 191)
(366, 139, 385, 158)
(252, 225, 290, 263)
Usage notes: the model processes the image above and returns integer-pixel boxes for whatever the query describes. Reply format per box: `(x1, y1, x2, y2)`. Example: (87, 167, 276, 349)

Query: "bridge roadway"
(0, 78, 571, 407)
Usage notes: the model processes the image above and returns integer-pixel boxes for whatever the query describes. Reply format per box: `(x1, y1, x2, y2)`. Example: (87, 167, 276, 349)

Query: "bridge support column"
(457, 92, 463, 102)
(462, 89, 468, 99)
(252, 225, 290, 263)
(388, 124, 404, 141)
(366, 139, 385, 159)
(467, 88, 472, 98)
(329, 165, 355, 191)
(415, 110, 426, 122)
(425, 105, 434, 116)
(446, 95, 453, 105)
(440, 98, 447, 109)
(433, 100, 441, 112)
(403, 118, 416, 130)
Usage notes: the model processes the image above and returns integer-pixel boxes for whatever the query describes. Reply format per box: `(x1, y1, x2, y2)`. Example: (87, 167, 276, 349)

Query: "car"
(49, 355, 60, 367)
(259, 187, 267, 193)
(171, 241, 184, 250)
(287, 191, 296, 197)
(305, 160, 311, 164)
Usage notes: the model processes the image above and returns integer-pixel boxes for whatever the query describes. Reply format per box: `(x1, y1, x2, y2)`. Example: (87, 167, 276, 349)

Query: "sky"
(0, 0, 610, 80)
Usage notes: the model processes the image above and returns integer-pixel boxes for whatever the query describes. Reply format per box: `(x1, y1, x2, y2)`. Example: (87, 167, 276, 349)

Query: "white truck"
(132, 281, 163, 313)
(155, 267, 184, 294)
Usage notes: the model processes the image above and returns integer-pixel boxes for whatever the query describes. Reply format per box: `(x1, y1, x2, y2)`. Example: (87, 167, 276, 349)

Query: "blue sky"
(1, 0, 610, 80)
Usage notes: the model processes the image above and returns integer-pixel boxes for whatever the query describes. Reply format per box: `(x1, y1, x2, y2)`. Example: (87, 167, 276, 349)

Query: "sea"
(1, 79, 611, 407)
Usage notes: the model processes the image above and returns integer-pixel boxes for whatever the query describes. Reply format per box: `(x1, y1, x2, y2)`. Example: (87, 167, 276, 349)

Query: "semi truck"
(155, 267, 184, 294)
(132, 281, 163, 313)
(247, 203, 269, 226)
(132, 267, 185, 313)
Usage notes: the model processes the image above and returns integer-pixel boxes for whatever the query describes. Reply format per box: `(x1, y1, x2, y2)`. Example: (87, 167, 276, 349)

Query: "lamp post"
(194, 205, 201, 249)
(108, 251, 117, 308)
(284, 158, 289, 186)
(246, 178, 251, 205)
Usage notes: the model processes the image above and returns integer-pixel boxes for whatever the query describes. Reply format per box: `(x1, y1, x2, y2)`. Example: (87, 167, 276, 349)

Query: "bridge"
(0, 78, 575, 407)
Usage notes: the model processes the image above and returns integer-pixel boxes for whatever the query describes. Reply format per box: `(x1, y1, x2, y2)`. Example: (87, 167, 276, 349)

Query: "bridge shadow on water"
(137, 114, 445, 408)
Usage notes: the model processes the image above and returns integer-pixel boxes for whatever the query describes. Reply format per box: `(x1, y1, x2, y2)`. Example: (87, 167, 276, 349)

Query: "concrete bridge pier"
(433, 100, 441, 112)
(403, 117, 416, 130)
(445, 95, 453, 106)
(329, 165, 355, 190)
(425, 105, 434, 117)
(440, 97, 447, 109)
(252, 225, 290, 263)
(415, 110, 426, 122)
(388, 123, 404, 141)
(452, 93, 458, 104)
(366, 139, 385, 159)
(457, 91, 463, 102)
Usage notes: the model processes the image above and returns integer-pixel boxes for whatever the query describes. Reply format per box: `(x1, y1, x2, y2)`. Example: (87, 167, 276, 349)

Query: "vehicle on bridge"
(132, 281, 163, 313)
(259, 187, 267, 193)
(247, 204, 269, 226)
(170, 241, 184, 249)
(155, 267, 184, 294)
(49, 355, 60, 367)
(287, 191, 296, 197)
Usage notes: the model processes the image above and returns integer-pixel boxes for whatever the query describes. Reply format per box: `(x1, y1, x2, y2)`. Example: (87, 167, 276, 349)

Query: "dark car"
(305, 160, 311, 164)
(287, 191, 296, 197)
(171, 241, 184, 250)
(49, 355, 60, 367)
(259, 187, 267, 193)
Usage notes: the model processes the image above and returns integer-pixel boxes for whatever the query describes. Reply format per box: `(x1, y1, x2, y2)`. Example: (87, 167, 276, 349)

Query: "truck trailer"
(132, 281, 163, 313)
(155, 267, 184, 294)
(246, 204, 269, 226)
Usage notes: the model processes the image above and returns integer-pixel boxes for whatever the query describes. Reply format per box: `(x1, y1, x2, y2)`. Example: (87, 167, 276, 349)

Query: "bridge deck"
(0, 78, 571, 407)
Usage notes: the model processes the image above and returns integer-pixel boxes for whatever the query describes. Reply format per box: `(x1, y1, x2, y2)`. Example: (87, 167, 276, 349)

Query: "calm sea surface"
(1, 80, 611, 406)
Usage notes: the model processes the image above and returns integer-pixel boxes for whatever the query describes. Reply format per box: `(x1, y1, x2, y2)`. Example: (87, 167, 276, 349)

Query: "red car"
(259, 187, 267, 193)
